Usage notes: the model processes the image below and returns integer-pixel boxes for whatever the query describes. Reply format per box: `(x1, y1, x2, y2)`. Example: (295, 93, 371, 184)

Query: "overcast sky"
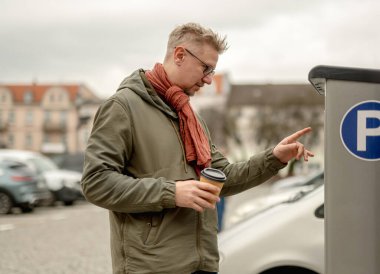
(1, 0, 379, 98)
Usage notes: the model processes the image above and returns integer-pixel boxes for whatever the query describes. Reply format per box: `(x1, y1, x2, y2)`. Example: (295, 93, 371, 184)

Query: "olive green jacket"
(81, 70, 286, 274)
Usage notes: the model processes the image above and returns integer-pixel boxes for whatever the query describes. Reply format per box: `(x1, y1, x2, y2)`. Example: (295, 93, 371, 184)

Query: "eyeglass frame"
(183, 48, 215, 76)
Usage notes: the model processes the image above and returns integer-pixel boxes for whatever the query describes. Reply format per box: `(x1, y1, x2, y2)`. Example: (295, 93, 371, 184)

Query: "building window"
(8, 134, 14, 147)
(8, 110, 15, 124)
(25, 133, 33, 148)
(44, 111, 51, 122)
(24, 91, 33, 104)
(61, 134, 67, 146)
(0, 91, 8, 103)
(60, 111, 67, 125)
(58, 93, 64, 102)
(25, 110, 33, 125)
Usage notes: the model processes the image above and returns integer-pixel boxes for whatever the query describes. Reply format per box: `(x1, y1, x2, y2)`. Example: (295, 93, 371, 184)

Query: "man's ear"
(174, 46, 185, 65)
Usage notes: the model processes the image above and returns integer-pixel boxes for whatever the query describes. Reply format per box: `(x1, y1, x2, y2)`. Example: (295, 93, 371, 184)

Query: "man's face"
(176, 44, 219, 96)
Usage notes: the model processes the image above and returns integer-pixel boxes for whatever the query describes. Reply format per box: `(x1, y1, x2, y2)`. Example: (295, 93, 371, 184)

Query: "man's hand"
(273, 127, 314, 164)
(175, 180, 221, 212)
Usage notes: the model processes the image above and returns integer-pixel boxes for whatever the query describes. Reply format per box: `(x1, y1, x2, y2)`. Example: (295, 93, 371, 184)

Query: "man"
(81, 23, 313, 274)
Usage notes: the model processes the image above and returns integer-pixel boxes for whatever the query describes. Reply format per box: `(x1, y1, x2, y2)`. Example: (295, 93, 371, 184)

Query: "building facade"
(0, 84, 102, 155)
(227, 83, 325, 173)
(0, 79, 325, 173)
(191, 76, 325, 172)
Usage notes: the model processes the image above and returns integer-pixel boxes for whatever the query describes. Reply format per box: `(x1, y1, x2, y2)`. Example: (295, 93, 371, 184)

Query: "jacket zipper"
(169, 119, 188, 173)
(121, 214, 128, 273)
(196, 212, 203, 269)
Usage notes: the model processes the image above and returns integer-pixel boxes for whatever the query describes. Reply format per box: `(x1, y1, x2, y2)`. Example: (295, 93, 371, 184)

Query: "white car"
(225, 171, 323, 228)
(270, 171, 323, 192)
(0, 150, 83, 206)
(218, 180, 324, 274)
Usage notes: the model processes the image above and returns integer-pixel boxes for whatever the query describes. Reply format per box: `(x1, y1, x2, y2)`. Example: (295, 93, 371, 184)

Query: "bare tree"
(252, 104, 323, 176)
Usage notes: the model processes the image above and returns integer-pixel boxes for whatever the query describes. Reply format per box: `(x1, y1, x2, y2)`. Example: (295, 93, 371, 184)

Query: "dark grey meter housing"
(308, 65, 380, 95)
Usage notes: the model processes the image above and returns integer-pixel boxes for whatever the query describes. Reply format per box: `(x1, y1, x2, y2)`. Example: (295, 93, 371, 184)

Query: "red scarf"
(145, 63, 211, 173)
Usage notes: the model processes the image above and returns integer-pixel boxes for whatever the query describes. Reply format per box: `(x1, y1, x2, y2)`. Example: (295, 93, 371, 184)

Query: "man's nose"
(202, 74, 213, 85)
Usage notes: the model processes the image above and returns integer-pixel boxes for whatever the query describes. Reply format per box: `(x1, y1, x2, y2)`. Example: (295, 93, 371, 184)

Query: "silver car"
(0, 150, 83, 206)
(0, 160, 51, 214)
(218, 178, 324, 274)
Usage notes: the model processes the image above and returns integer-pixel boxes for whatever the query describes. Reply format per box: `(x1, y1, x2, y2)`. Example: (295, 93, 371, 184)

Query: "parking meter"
(309, 65, 380, 274)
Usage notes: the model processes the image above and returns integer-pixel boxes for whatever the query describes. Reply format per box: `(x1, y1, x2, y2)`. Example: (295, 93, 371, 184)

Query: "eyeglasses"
(184, 48, 215, 76)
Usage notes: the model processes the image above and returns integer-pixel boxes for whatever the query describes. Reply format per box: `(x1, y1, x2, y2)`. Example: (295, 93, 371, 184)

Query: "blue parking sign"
(340, 100, 380, 161)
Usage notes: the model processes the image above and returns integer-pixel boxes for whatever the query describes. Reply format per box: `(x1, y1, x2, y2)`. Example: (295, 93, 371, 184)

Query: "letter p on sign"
(341, 101, 380, 161)
(357, 110, 380, 151)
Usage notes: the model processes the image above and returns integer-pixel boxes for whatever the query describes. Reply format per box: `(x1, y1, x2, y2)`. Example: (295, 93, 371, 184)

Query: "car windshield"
(286, 178, 324, 203)
(284, 173, 324, 203)
(5, 161, 31, 172)
(230, 177, 324, 228)
(28, 156, 58, 173)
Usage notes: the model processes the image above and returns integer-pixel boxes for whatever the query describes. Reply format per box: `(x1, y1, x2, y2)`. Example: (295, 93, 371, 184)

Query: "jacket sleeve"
(81, 98, 176, 213)
(211, 145, 286, 197)
(196, 115, 287, 197)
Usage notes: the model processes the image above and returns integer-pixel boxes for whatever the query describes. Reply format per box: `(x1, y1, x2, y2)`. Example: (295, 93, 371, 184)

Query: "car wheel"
(20, 203, 35, 213)
(0, 192, 13, 214)
(46, 192, 57, 207)
(260, 266, 319, 274)
(63, 200, 74, 206)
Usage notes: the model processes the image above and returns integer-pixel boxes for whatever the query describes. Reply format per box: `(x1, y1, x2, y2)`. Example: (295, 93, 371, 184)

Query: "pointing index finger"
(286, 127, 312, 143)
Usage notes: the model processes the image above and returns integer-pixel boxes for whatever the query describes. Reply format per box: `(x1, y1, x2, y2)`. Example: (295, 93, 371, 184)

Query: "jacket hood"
(116, 69, 178, 119)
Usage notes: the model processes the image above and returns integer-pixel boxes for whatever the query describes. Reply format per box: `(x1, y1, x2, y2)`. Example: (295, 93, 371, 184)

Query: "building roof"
(212, 74, 224, 94)
(1, 84, 101, 104)
(227, 84, 324, 107)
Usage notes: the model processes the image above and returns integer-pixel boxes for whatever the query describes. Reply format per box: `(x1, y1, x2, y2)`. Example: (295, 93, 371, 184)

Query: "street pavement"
(0, 181, 274, 274)
(0, 201, 112, 274)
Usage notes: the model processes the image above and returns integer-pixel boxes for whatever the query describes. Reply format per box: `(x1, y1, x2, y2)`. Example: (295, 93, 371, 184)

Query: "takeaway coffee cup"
(200, 168, 227, 204)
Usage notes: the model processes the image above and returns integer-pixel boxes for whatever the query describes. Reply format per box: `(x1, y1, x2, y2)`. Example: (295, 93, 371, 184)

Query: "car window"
(11, 164, 32, 174)
(305, 172, 324, 186)
(27, 156, 58, 173)
(287, 181, 324, 203)
(315, 204, 324, 219)
(3, 160, 33, 174)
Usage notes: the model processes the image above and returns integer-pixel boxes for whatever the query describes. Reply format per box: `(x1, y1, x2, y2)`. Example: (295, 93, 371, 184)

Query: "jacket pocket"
(142, 212, 163, 245)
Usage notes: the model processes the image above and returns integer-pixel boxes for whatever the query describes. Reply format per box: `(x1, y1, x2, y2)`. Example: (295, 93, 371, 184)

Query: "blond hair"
(165, 23, 228, 59)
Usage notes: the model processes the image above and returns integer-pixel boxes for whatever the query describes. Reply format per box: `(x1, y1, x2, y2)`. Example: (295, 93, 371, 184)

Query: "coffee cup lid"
(201, 168, 226, 182)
